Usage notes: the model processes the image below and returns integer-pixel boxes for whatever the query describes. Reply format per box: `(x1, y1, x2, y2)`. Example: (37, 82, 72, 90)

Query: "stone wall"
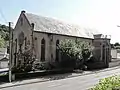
(93, 34, 111, 67)
(33, 32, 93, 63)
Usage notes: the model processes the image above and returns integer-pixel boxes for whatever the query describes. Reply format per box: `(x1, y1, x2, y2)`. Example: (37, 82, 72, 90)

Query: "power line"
(0, 7, 7, 23)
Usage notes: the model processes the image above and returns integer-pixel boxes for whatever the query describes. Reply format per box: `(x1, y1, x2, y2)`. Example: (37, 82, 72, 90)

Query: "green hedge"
(90, 75, 120, 90)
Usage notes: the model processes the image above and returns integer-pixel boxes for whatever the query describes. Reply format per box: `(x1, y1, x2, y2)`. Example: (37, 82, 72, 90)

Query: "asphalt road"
(1, 68, 120, 90)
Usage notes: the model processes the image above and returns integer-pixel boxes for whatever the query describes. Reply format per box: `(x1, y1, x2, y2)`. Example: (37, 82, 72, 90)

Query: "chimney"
(31, 23, 34, 28)
(21, 10, 26, 13)
(94, 34, 102, 39)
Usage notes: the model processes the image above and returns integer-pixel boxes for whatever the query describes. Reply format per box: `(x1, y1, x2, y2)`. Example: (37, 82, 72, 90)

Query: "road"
(1, 68, 120, 90)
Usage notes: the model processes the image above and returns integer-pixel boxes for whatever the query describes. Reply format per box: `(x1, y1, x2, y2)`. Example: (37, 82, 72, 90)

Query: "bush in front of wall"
(58, 39, 93, 70)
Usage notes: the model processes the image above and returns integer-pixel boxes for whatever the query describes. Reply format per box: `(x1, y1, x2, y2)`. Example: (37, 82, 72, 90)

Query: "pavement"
(0, 66, 120, 90)
(109, 58, 120, 67)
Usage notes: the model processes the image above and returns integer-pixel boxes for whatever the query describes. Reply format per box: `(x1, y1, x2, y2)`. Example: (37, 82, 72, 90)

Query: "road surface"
(1, 68, 120, 90)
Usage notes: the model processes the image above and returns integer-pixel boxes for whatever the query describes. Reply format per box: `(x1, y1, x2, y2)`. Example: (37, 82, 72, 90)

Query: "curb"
(94, 66, 120, 73)
(0, 66, 120, 89)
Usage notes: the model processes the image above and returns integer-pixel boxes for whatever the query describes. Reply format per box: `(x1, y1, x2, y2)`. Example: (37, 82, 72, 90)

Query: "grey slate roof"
(0, 57, 8, 61)
(25, 13, 100, 39)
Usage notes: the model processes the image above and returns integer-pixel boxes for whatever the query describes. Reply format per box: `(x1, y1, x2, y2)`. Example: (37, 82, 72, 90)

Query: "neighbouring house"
(111, 49, 120, 59)
(111, 49, 117, 59)
(0, 57, 9, 69)
(12, 11, 111, 68)
(0, 48, 9, 69)
(109, 49, 120, 67)
(117, 50, 120, 58)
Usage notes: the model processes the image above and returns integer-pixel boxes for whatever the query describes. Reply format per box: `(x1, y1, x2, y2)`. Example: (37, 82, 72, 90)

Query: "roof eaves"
(34, 30, 94, 40)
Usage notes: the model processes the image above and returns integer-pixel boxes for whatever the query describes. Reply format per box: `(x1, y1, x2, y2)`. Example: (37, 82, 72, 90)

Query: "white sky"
(63, 0, 120, 44)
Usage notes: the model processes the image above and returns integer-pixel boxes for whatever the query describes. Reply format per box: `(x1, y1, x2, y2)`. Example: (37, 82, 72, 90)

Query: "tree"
(114, 42, 120, 46)
(59, 39, 93, 69)
(12, 49, 36, 73)
(111, 44, 114, 49)
(0, 24, 12, 48)
(0, 36, 5, 48)
(0, 24, 9, 40)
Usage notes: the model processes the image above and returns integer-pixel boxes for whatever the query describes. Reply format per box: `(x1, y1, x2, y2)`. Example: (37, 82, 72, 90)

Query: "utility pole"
(31, 23, 34, 58)
(9, 22, 12, 82)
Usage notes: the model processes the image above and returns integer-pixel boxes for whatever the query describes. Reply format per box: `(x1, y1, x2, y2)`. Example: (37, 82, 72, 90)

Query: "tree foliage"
(111, 42, 120, 49)
(0, 24, 11, 48)
(114, 42, 120, 46)
(0, 24, 9, 41)
(111, 44, 114, 49)
(12, 49, 36, 73)
(59, 39, 93, 60)
(59, 39, 94, 69)
(91, 75, 120, 90)
(0, 36, 5, 48)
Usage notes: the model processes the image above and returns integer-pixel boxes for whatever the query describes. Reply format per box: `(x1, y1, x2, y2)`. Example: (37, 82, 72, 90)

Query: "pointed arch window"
(56, 40, 59, 62)
(41, 38, 45, 61)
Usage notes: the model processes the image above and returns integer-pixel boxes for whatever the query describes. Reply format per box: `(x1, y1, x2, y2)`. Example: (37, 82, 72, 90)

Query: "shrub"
(60, 53, 76, 68)
(12, 50, 35, 73)
(59, 39, 93, 69)
(34, 62, 48, 70)
(0, 36, 5, 48)
(90, 75, 120, 90)
(34, 61, 57, 70)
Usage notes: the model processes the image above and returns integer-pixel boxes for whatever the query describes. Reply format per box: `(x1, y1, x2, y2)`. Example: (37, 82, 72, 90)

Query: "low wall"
(111, 49, 117, 59)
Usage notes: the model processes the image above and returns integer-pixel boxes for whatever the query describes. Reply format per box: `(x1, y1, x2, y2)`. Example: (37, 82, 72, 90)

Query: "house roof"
(0, 56, 4, 60)
(24, 12, 100, 39)
(0, 57, 8, 61)
(0, 48, 7, 55)
(0, 48, 9, 60)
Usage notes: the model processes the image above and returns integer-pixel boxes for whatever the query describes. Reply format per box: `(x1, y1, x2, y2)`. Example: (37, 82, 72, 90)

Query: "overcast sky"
(0, 0, 120, 43)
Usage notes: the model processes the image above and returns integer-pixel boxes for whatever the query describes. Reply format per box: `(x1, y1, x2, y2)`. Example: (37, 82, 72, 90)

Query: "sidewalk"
(0, 66, 120, 89)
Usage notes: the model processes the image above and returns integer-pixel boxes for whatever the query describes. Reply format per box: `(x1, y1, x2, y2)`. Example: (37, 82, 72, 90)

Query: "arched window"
(41, 38, 45, 61)
(56, 40, 59, 62)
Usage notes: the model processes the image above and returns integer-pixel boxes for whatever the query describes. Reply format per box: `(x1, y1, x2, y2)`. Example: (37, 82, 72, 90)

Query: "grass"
(0, 73, 8, 76)
(90, 75, 120, 90)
